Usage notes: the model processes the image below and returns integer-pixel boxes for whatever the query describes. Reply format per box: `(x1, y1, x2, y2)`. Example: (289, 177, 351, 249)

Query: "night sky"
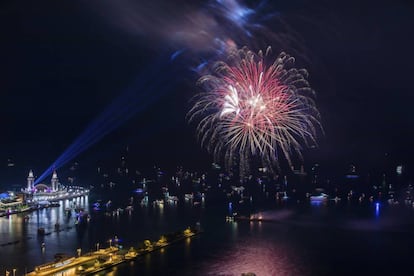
(1, 0, 414, 183)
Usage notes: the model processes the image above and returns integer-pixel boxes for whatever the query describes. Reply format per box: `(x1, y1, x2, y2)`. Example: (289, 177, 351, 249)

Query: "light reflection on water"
(200, 239, 306, 276)
(0, 196, 90, 272)
(198, 223, 307, 276)
(1, 196, 414, 275)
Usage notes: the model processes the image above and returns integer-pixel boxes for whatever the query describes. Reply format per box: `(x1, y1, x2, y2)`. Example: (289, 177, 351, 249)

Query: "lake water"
(1, 193, 414, 276)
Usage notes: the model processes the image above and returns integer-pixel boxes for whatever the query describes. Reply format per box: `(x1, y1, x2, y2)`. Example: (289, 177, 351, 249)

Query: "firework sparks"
(187, 46, 322, 176)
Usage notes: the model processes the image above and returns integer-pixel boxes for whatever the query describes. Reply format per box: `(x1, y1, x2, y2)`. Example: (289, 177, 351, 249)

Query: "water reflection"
(200, 238, 307, 276)
(184, 237, 191, 259)
(375, 202, 380, 217)
(2, 194, 414, 275)
(0, 196, 90, 272)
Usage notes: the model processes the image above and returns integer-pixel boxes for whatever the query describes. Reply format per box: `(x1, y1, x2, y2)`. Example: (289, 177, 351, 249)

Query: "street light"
(96, 243, 100, 251)
(108, 239, 112, 248)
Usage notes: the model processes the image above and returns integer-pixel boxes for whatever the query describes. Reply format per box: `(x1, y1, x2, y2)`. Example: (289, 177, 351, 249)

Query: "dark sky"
(0, 0, 413, 180)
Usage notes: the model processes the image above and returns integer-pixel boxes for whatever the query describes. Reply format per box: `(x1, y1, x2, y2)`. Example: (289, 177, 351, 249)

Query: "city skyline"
(1, 0, 413, 180)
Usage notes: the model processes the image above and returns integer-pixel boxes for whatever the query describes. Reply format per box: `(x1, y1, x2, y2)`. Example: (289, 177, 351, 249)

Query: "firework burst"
(187, 46, 322, 176)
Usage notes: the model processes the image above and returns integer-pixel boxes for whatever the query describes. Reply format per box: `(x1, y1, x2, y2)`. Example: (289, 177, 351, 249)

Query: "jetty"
(26, 226, 201, 276)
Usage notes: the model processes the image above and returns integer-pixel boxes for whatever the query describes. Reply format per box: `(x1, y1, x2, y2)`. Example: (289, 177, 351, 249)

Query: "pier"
(25, 226, 201, 276)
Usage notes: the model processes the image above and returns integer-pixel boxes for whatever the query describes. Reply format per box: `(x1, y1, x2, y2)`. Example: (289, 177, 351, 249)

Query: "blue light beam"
(35, 57, 176, 184)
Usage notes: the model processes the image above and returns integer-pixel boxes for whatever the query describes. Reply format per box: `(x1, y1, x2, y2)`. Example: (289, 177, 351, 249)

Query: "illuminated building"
(22, 170, 89, 203)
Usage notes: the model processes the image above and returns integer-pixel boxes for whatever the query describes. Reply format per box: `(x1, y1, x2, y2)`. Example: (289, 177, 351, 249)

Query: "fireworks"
(187, 46, 322, 175)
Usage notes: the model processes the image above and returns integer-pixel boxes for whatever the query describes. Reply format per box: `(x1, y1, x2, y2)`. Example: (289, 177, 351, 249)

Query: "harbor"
(1, 170, 89, 218)
(2, 161, 414, 276)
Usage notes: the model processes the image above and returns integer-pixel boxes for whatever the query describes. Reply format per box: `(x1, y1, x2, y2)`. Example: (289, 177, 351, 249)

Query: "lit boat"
(124, 247, 138, 260)
(310, 193, 329, 202)
(184, 194, 193, 201)
(166, 196, 179, 204)
(331, 196, 341, 202)
(153, 199, 164, 207)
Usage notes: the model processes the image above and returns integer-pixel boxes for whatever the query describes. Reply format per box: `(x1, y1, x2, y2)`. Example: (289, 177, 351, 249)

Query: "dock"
(26, 227, 201, 276)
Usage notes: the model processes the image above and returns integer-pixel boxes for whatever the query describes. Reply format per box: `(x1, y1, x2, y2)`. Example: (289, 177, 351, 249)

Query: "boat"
(124, 247, 138, 260)
(153, 199, 164, 207)
(166, 195, 179, 204)
(184, 194, 193, 201)
(310, 193, 329, 202)
(331, 196, 341, 202)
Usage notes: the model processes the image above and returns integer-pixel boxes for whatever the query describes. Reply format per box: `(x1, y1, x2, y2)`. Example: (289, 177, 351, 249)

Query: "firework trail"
(187, 46, 322, 176)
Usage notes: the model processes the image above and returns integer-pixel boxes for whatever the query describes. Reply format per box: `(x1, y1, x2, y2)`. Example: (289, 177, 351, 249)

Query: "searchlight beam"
(35, 57, 176, 184)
